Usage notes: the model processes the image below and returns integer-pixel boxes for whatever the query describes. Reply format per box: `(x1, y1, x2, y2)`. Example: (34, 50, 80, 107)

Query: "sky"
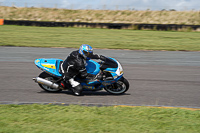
(0, 0, 200, 11)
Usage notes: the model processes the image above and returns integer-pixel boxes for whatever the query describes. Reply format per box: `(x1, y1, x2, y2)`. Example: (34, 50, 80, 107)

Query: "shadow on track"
(37, 91, 131, 96)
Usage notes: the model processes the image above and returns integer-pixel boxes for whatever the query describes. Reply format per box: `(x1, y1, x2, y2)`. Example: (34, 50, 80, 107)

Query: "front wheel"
(38, 72, 62, 92)
(104, 77, 129, 95)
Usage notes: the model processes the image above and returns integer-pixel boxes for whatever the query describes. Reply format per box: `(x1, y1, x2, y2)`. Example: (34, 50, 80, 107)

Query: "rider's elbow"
(80, 72, 88, 78)
(79, 69, 88, 78)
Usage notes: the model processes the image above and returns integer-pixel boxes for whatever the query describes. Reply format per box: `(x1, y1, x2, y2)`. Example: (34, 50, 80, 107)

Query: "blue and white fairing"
(103, 58, 124, 78)
(80, 57, 124, 90)
(85, 59, 101, 75)
(34, 58, 63, 77)
(34, 58, 101, 78)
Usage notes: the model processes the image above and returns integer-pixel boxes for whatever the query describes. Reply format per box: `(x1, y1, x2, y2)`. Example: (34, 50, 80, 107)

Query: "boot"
(69, 78, 83, 96)
(72, 84, 83, 96)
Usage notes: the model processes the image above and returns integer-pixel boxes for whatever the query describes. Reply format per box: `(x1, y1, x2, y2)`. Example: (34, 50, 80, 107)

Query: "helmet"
(79, 44, 93, 59)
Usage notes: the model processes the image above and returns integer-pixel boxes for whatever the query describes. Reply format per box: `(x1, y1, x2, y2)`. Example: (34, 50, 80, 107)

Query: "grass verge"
(1, 25, 200, 51)
(0, 104, 200, 133)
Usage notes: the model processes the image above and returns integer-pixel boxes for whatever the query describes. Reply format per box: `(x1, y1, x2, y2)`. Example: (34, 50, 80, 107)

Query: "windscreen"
(100, 57, 118, 70)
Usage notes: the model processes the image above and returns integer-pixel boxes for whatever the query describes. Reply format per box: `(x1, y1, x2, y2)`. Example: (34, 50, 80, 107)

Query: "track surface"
(0, 47, 200, 108)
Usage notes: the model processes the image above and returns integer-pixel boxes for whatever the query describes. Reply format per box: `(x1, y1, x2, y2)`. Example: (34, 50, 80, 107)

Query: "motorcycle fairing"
(80, 58, 124, 90)
(34, 58, 101, 78)
(85, 59, 100, 75)
(34, 58, 63, 77)
(102, 58, 123, 78)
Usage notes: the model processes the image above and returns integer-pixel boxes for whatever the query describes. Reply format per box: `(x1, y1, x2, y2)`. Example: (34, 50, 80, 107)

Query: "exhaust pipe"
(33, 77, 59, 89)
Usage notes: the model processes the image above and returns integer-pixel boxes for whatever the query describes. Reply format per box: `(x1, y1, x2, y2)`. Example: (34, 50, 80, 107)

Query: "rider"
(59, 44, 106, 96)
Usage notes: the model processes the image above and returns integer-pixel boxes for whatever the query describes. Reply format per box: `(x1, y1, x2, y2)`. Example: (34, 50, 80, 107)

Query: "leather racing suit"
(60, 50, 105, 92)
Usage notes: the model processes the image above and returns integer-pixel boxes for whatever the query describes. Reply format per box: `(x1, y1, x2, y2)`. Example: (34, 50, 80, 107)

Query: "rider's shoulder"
(69, 50, 78, 58)
(70, 50, 78, 55)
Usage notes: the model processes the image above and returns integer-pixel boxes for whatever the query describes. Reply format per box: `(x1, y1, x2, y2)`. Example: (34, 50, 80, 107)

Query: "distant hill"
(0, 6, 200, 25)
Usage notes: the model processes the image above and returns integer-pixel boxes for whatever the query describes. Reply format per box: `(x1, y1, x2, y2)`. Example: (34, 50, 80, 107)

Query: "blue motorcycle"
(33, 56, 129, 95)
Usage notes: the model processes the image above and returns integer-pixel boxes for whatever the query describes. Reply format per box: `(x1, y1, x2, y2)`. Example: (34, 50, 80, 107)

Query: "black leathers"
(61, 50, 104, 81)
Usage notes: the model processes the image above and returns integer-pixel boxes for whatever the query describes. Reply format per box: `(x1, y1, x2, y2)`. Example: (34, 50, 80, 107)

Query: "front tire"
(104, 77, 129, 95)
(38, 72, 62, 92)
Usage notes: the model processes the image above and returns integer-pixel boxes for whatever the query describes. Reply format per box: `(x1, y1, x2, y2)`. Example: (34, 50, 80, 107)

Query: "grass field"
(0, 104, 200, 133)
(1, 25, 200, 51)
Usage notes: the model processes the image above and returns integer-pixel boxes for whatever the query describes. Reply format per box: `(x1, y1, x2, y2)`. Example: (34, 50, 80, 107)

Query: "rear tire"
(38, 72, 62, 92)
(104, 77, 129, 95)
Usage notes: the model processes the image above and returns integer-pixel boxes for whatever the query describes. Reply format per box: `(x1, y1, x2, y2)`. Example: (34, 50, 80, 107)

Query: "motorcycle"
(33, 56, 129, 95)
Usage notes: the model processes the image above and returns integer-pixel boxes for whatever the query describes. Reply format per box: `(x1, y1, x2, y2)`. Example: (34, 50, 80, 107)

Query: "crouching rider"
(60, 44, 105, 96)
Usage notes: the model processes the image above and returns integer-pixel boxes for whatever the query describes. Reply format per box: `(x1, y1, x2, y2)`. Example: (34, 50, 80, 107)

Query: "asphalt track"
(0, 46, 200, 108)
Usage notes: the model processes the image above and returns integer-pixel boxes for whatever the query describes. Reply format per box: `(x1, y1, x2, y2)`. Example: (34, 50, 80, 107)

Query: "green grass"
(0, 104, 200, 133)
(1, 25, 200, 51)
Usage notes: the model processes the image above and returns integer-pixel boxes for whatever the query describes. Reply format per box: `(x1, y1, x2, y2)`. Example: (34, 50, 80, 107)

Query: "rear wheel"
(38, 72, 62, 92)
(104, 77, 129, 95)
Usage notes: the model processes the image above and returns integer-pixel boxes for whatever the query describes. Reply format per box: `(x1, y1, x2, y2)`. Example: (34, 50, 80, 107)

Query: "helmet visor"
(83, 50, 93, 58)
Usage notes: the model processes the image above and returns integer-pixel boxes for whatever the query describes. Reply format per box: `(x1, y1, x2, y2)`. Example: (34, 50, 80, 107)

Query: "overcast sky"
(1, 0, 200, 10)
